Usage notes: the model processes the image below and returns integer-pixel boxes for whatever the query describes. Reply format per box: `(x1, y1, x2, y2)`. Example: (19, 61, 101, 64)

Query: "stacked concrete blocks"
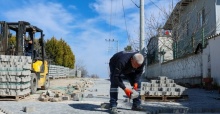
(141, 76, 187, 97)
(48, 65, 70, 79)
(0, 55, 32, 96)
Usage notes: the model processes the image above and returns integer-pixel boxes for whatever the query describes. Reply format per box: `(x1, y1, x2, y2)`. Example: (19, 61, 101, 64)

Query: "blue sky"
(0, 0, 179, 78)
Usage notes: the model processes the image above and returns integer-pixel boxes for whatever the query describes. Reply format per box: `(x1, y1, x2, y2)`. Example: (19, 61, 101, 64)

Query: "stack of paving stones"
(0, 55, 32, 98)
(48, 65, 70, 79)
(38, 90, 71, 102)
(140, 76, 187, 101)
(38, 79, 94, 102)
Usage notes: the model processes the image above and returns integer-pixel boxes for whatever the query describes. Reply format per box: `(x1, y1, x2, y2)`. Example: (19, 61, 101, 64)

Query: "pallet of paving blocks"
(0, 55, 32, 100)
(140, 76, 188, 101)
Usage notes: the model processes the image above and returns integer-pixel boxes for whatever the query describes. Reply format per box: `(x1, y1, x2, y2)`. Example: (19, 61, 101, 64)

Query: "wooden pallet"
(0, 93, 30, 101)
(141, 95, 188, 102)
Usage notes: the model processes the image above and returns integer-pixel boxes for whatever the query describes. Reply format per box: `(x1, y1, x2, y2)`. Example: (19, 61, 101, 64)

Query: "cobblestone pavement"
(0, 78, 220, 114)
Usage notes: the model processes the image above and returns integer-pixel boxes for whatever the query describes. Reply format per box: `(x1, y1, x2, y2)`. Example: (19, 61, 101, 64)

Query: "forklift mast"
(0, 21, 45, 61)
(0, 21, 9, 55)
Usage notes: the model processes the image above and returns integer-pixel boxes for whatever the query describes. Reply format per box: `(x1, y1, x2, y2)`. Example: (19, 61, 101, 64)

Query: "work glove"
(133, 83, 138, 91)
(124, 88, 133, 98)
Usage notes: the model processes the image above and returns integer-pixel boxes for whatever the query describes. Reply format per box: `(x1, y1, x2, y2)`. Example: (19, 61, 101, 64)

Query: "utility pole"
(105, 39, 119, 53)
(140, 0, 145, 53)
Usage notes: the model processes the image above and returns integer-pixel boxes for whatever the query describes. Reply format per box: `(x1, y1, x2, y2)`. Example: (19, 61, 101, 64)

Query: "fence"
(146, 54, 202, 85)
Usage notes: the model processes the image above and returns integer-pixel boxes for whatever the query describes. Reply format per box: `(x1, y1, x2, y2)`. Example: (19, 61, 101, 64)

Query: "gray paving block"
(23, 64, 32, 70)
(151, 80, 158, 83)
(46, 90, 55, 97)
(23, 106, 35, 113)
(21, 71, 31, 76)
(62, 96, 70, 101)
(72, 93, 83, 101)
(159, 83, 167, 87)
(152, 83, 159, 87)
(158, 76, 168, 80)
(21, 76, 31, 82)
(9, 88, 30, 96)
(167, 83, 176, 87)
(155, 91, 163, 96)
(0, 67, 7, 71)
(0, 76, 7, 82)
(0, 89, 7, 95)
(0, 83, 8, 89)
(8, 76, 22, 82)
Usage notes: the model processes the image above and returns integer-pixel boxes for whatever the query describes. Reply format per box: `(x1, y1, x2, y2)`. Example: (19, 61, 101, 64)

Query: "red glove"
(133, 83, 138, 90)
(124, 88, 133, 98)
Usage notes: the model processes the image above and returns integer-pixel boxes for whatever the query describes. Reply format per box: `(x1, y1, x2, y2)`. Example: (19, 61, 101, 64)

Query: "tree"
(45, 37, 75, 68)
(76, 59, 88, 78)
(8, 36, 16, 46)
(90, 74, 99, 78)
(124, 45, 133, 52)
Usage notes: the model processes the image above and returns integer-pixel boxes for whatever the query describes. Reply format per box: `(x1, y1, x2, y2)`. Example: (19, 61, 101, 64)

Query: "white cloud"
(3, 2, 74, 39)
(0, 0, 180, 78)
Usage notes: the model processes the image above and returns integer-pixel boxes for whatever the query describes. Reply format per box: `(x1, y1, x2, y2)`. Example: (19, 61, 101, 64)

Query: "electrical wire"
(122, 0, 131, 44)
(130, 0, 140, 8)
(149, 0, 169, 17)
(109, 0, 112, 40)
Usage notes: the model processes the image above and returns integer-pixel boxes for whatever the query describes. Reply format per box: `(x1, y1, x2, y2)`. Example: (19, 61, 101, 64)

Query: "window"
(198, 8, 205, 27)
(217, 0, 220, 5)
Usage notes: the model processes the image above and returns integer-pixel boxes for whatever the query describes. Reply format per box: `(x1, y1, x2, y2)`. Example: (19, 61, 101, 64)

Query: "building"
(164, 0, 220, 59)
(147, 29, 173, 65)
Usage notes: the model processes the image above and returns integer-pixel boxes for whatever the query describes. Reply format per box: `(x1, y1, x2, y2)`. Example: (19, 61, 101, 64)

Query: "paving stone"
(46, 90, 55, 97)
(62, 96, 70, 101)
(50, 97, 62, 102)
(23, 106, 35, 113)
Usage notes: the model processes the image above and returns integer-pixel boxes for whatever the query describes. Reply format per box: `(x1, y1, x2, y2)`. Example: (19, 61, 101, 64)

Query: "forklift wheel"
(30, 73, 38, 94)
(42, 76, 50, 90)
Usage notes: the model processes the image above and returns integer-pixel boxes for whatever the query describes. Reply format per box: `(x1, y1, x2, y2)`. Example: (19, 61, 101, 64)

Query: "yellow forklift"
(0, 21, 49, 94)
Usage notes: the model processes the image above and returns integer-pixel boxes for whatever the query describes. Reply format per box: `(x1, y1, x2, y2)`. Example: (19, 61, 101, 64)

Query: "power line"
(130, 0, 140, 8)
(149, 0, 169, 17)
(109, 0, 113, 39)
(122, 0, 131, 45)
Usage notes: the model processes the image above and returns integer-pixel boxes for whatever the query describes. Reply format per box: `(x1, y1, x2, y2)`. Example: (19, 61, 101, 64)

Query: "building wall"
(178, 0, 216, 39)
(146, 53, 202, 85)
(147, 37, 159, 64)
(209, 35, 220, 85)
(146, 63, 160, 78)
(173, 0, 217, 58)
(216, 0, 220, 33)
(146, 35, 220, 86)
(158, 36, 173, 62)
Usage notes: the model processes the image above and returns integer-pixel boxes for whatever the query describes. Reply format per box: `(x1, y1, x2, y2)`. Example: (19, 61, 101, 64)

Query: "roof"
(163, 0, 194, 30)
(7, 21, 43, 32)
(207, 33, 220, 39)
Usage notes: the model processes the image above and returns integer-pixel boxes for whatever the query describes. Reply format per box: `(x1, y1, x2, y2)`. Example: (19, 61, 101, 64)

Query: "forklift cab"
(0, 21, 45, 61)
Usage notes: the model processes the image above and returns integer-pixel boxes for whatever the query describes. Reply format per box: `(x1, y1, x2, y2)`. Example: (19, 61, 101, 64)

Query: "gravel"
(0, 78, 220, 114)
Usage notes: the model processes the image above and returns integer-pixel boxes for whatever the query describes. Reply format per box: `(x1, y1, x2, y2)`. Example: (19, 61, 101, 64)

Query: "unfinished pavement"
(0, 78, 220, 114)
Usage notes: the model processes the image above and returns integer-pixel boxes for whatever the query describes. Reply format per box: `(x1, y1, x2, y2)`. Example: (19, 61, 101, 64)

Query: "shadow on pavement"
(68, 103, 109, 113)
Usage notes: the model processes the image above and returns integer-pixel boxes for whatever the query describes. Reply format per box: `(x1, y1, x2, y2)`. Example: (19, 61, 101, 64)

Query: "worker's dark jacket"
(109, 51, 145, 90)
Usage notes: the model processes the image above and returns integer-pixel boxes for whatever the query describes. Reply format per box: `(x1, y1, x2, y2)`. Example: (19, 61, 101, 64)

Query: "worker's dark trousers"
(109, 70, 141, 108)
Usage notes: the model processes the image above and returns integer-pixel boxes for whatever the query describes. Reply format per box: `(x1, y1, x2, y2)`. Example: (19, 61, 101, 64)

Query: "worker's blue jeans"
(109, 73, 141, 108)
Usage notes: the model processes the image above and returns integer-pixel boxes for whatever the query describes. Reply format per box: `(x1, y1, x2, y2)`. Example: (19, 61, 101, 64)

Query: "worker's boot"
(110, 107, 119, 114)
(131, 105, 145, 111)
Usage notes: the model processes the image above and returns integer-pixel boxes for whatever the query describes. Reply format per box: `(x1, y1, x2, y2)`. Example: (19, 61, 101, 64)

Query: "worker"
(109, 51, 145, 114)
(24, 39, 33, 56)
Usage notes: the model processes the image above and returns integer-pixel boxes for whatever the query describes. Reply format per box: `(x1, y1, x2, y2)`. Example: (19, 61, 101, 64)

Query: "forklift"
(0, 21, 49, 94)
